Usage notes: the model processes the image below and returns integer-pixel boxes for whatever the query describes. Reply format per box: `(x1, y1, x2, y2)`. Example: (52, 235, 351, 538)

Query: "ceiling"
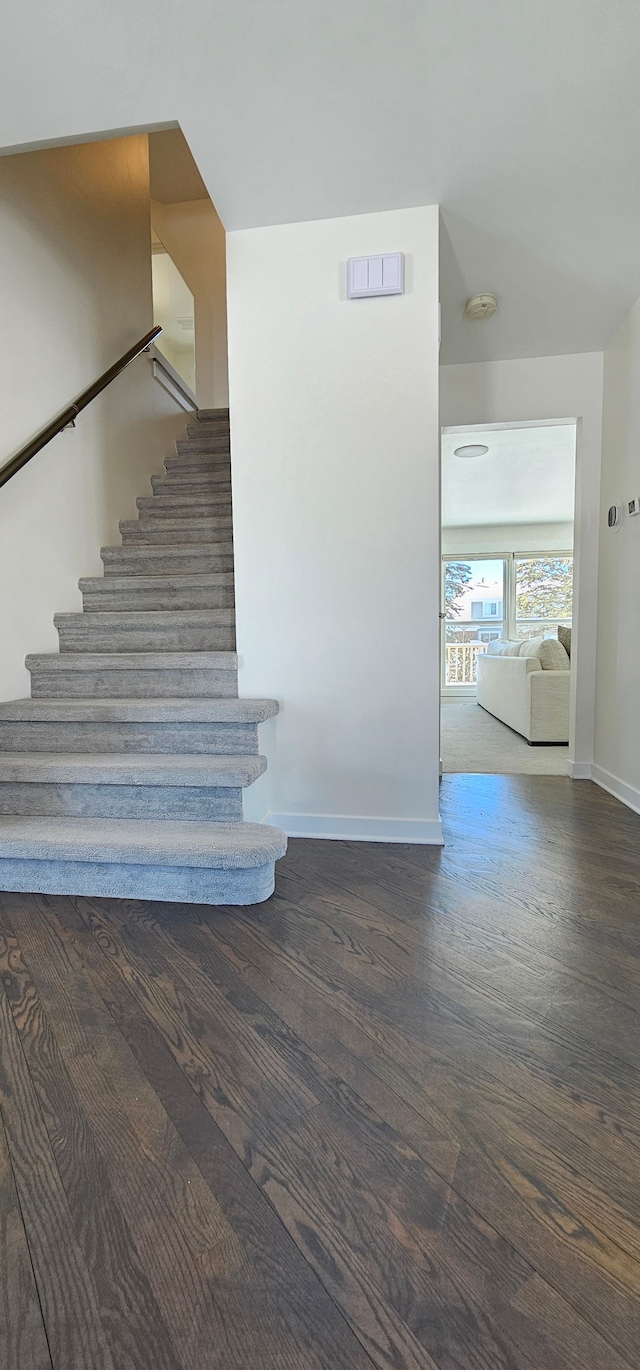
(1, 1, 640, 363)
(441, 424, 576, 528)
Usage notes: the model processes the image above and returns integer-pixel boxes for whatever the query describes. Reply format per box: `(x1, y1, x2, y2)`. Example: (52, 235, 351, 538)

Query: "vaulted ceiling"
(1, 1, 639, 363)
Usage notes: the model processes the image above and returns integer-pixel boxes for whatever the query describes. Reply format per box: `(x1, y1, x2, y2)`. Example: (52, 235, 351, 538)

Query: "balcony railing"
(445, 641, 488, 685)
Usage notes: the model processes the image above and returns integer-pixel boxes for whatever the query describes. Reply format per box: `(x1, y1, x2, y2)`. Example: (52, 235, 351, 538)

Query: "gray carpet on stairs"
(0, 408, 286, 903)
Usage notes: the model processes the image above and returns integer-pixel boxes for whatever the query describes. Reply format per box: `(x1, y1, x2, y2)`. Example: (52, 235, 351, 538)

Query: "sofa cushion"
(487, 639, 521, 656)
(518, 636, 570, 670)
(557, 624, 572, 658)
(518, 636, 545, 657)
(538, 638, 570, 670)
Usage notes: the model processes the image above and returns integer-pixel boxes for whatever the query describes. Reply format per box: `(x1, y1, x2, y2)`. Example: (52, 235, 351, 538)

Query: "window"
(443, 558, 506, 689)
(442, 551, 573, 693)
(515, 556, 573, 641)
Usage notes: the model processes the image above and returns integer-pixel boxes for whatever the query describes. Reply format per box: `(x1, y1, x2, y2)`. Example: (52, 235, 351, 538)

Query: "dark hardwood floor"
(1, 773, 640, 1369)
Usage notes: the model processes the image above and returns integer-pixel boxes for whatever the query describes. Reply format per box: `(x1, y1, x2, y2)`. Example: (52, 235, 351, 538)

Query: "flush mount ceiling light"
(465, 293, 498, 319)
(453, 444, 489, 458)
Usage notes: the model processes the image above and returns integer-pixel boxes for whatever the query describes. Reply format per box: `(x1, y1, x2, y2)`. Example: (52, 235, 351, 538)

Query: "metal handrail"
(0, 325, 162, 491)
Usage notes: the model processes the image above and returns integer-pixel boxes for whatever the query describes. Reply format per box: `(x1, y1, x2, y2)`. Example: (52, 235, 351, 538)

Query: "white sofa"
(475, 637, 571, 743)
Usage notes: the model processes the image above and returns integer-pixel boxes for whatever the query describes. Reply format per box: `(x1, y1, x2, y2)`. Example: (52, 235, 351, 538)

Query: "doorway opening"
(440, 420, 577, 775)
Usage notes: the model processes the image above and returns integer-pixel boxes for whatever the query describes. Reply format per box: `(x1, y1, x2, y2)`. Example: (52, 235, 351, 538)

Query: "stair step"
(55, 609, 235, 654)
(196, 408, 230, 424)
(79, 573, 235, 612)
(165, 452, 232, 475)
(0, 696, 277, 755)
(0, 783, 243, 821)
(27, 651, 238, 699)
(0, 753, 265, 785)
(120, 517, 233, 545)
(0, 720, 258, 757)
(0, 816, 287, 904)
(136, 494, 232, 519)
(175, 438, 230, 456)
(186, 423, 230, 442)
(102, 543, 234, 575)
(151, 471, 230, 496)
(0, 752, 263, 820)
(0, 698, 278, 723)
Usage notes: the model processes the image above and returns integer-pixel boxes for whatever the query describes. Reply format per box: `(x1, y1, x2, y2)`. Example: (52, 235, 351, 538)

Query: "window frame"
(441, 550, 573, 696)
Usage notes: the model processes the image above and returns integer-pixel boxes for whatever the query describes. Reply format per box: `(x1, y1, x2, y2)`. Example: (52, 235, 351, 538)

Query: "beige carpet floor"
(441, 699, 569, 774)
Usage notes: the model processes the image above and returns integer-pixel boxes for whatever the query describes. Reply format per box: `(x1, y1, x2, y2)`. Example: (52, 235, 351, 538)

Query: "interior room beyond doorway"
(440, 420, 577, 775)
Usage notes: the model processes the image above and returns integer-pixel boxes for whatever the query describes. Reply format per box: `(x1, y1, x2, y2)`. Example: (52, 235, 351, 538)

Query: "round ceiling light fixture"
(453, 443, 489, 458)
(465, 293, 498, 320)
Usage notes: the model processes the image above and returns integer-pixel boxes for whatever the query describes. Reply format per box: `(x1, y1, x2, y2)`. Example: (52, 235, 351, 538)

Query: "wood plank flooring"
(0, 773, 639, 1369)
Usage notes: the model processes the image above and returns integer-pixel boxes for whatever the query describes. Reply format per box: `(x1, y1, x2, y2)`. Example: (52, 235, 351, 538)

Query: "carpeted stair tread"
(0, 816, 285, 868)
(123, 516, 234, 529)
(185, 427, 230, 443)
(79, 572, 235, 612)
(54, 609, 236, 654)
(26, 650, 238, 672)
(80, 573, 234, 590)
(78, 569, 232, 591)
(120, 515, 232, 539)
(164, 455, 232, 473)
(0, 753, 266, 786)
(136, 495, 232, 515)
(196, 407, 229, 422)
(0, 698, 278, 723)
(55, 610, 235, 629)
(175, 439, 230, 456)
(152, 471, 230, 490)
(101, 544, 235, 574)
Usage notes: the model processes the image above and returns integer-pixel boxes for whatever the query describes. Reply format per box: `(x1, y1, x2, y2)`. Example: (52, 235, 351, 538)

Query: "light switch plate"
(347, 253, 404, 299)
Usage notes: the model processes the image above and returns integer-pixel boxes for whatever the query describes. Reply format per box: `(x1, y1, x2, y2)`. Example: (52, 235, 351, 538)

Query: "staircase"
(0, 408, 286, 904)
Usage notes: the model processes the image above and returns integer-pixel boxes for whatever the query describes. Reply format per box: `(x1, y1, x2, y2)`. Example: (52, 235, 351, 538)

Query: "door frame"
(439, 417, 580, 763)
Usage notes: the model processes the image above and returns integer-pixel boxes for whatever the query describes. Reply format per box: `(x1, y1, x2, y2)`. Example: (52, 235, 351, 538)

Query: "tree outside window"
(444, 561, 473, 618)
(516, 556, 573, 624)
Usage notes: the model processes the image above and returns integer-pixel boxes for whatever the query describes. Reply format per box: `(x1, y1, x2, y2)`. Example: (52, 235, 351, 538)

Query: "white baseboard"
(590, 765, 640, 817)
(265, 812, 445, 845)
(566, 761, 592, 779)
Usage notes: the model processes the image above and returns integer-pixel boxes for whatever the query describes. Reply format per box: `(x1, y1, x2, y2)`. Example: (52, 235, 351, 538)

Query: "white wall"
(592, 299, 640, 812)
(227, 206, 442, 842)
(442, 522, 573, 556)
(0, 136, 185, 702)
(151, 198, 228, 408)
(440, 354, 603, 772)
(151, 247, 196, 392)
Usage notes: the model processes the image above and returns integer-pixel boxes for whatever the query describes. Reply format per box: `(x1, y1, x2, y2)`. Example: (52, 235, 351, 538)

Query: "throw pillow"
(557, 624, 572, 659)
(518, 637, 545, 657)
(538, 637, 570, 670)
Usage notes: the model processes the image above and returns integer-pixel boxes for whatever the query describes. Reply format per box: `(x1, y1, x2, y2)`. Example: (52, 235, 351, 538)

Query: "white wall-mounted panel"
(347, 252, 404, 298)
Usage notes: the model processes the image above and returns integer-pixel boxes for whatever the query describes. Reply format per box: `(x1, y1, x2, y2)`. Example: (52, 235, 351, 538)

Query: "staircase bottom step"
(0, 856, 276, 904)
(0, 816, 287, 905)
